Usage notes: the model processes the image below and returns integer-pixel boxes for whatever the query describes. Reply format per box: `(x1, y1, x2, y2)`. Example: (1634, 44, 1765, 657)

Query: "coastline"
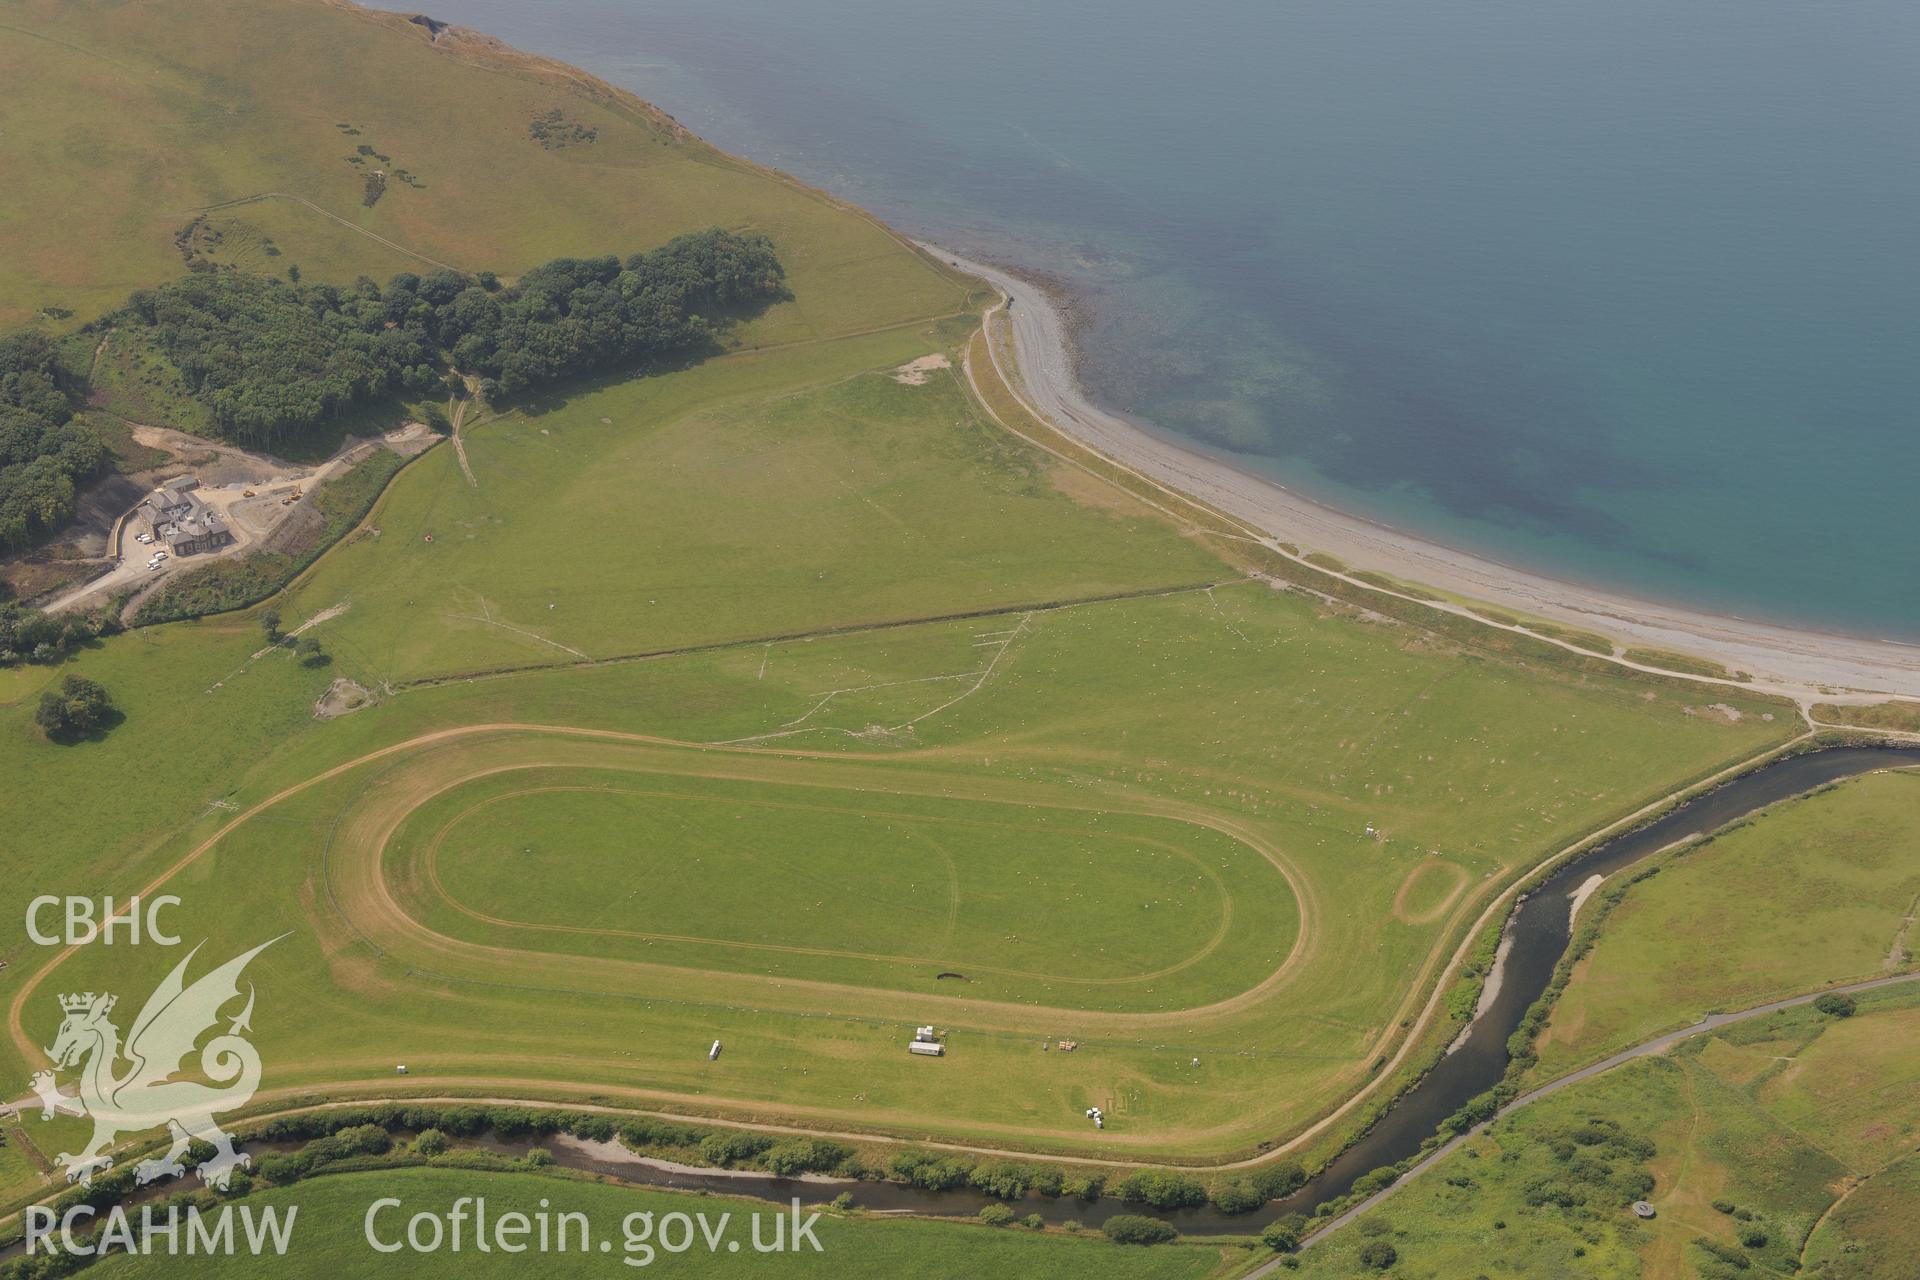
(932, 244, 1920, 702)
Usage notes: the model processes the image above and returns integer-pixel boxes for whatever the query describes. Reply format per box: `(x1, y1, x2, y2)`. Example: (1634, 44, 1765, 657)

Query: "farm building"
(138, 483, 233, 556)
(908, 1041, 944, 1057)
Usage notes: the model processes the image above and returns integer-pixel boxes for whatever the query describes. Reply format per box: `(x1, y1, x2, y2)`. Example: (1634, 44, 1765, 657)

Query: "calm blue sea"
(428, 0, 1920, 638)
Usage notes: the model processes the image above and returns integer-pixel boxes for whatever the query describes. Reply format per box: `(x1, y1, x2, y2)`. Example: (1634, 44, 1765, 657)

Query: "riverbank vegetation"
(70, 1167, 1234, 1280)
(1297, 985, 1920, 1279)
(1535, 771, 1920, 1076)
(1812, 700, 1920, 733)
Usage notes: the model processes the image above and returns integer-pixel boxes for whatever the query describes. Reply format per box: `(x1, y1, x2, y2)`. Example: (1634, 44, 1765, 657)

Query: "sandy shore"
(930, 245, 1920, 703)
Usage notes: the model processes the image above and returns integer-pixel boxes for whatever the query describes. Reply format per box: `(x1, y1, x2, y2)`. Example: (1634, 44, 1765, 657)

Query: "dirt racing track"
(12, 723, 1521, 1161)
(321, 727, 1317, 1033)
(13, 725, 1334, 1047)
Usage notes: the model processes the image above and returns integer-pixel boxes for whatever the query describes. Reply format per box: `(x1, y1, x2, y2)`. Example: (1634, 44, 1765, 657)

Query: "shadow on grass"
(37, 704, 126, 746)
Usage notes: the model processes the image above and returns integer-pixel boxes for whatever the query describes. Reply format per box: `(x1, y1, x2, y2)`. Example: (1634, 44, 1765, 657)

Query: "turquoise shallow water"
(427, 0, 1920, 639)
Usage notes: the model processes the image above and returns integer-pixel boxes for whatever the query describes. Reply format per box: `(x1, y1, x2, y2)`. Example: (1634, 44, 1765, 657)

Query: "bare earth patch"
(890, 353, 951, 385)
(314, 677, 376, 719)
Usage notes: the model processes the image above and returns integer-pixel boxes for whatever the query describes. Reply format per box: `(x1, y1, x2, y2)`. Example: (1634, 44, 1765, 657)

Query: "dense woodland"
(0, 588, 115, 666)
(127, 228, 787, 446)
(0, 333, 105, 550)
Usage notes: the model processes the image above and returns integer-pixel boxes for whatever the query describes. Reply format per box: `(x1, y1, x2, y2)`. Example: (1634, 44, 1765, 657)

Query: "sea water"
(426, 0, 1920, 638)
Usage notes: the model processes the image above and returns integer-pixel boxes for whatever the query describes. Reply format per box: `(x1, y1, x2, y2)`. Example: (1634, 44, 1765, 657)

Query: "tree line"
(0, 333, 106, 551)
(123, 228, 787, 446)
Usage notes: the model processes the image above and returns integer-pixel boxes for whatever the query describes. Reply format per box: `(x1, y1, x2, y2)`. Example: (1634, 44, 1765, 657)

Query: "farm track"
(183, 192, 467, 274)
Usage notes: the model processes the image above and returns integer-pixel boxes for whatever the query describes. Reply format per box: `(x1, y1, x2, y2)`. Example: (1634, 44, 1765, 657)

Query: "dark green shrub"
(1061, 1172, 1105, 1202)
(1261, 1218, 1302, 1251)
(1249, 1160, 1307, 1200)
(762, 1138, 851, 1177)
(1102, 1215, 1177, 1245)
(970, 1161, 1038, 1200)
(34, 674, 115, 740)
(698, 1132, 772, 1167)
(1814, 992, 1856, 1018)
(1357, 1240, 1399, 1269)
(1112, 1168, 1207, 1211)
(1209, 1179, 1264, 1214)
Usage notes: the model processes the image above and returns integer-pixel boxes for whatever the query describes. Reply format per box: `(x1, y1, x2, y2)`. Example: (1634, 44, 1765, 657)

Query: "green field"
(92, 1166, 1236, 1279)
(276, 334, 1224, 685)
(1299, 986, 1920, 1280)
(1803, 1151, 1920, 1280)
(393, 764, 1299, 1007)
(6, 569, 1790, 1178)
(1538, 771, 1920, 1075)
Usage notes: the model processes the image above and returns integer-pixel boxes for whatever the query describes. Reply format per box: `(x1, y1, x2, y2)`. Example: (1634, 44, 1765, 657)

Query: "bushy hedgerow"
(1102, 1215, 1178, 1245)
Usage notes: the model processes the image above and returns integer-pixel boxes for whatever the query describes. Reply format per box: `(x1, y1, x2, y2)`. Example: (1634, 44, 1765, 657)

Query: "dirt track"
(304, 729, 1318, 1032)
(10, 723, 1315, 1052)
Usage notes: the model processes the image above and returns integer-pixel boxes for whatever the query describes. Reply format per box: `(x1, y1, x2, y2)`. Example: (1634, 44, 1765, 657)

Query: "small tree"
(1113, 1168, 1208, 1210)
(260, 607, 282, 643)
(1814, 992, 1856, 1018)
(35, 675, 115, 741)
(414, 1129, 449, 1157)
(295, 635, 326, 666)
(1358, 1240, 1398, 1270)
(977, 1203, 1014, 1227)
(1210, 1179, 1264, 1214)
(1262, 1219, 1303, 1252)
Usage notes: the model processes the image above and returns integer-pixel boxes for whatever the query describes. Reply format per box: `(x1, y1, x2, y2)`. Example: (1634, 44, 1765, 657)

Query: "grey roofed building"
(138, 483, 234, 557)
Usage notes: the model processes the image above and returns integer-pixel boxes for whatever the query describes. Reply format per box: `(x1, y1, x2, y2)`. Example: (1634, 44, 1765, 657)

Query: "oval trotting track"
(326, 731, 1308, 1027)
(9, 725, 1316, 1072)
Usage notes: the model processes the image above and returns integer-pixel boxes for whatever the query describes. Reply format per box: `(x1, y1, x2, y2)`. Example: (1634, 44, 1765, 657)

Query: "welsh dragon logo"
(32, 937, 282, 1188)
